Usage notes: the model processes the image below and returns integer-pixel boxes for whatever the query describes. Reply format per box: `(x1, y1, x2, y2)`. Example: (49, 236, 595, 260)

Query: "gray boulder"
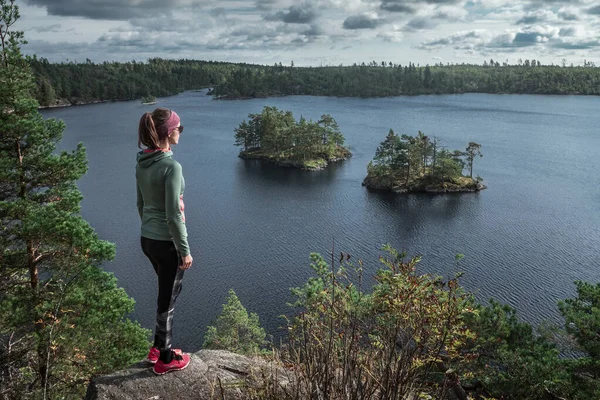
(85, 350, 285, 400)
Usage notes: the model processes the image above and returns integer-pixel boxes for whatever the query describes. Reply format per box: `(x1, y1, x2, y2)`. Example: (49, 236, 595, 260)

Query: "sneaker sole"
(146, 350, 182, 365)
(152, 360, 190, 376)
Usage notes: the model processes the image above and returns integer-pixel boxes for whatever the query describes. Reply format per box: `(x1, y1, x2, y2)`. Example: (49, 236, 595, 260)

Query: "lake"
(44, 91, 600, 351)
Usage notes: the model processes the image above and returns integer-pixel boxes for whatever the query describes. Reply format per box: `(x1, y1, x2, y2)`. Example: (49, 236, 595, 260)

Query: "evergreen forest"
(30, 56, 600, 107)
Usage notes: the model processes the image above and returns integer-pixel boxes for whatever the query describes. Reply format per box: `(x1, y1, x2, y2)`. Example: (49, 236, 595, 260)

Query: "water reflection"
(235, 158, 347, 190)
(365, 190, 481, 235)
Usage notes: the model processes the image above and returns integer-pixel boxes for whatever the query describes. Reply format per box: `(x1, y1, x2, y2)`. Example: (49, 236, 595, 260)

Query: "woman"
(136, 107, 193, 375)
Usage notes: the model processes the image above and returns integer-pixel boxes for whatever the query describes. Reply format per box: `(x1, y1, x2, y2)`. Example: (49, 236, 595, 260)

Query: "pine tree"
(465, 142, 483, 178)
(0, 2, 149, 398)
(203, 290, 267, 355)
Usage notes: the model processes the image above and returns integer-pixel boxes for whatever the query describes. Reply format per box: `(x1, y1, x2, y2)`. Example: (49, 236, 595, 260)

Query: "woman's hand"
(180, 254, 193, 270)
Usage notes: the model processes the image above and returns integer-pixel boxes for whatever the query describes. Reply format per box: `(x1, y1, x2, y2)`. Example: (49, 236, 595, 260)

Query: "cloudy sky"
(15, 0, 600, 66)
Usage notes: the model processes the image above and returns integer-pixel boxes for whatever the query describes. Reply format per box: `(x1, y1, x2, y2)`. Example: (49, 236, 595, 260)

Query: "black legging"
(141, 236, 185, 363)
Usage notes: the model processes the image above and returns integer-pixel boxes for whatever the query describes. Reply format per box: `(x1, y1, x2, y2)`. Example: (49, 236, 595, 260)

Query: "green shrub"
(203, 289, 268, 355)
(273, 246, 476, 399)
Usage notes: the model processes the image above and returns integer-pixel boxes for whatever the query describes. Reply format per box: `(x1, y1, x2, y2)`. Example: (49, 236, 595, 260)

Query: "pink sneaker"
(146, 347, 183, 364)
(153, 352, 191, 375)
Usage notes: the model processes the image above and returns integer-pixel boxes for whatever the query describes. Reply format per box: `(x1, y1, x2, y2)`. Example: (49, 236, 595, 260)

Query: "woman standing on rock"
(136, 107, 192, 375)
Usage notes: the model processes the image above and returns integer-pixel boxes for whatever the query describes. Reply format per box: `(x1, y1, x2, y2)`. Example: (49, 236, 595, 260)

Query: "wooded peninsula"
(30, 57, 600, 107)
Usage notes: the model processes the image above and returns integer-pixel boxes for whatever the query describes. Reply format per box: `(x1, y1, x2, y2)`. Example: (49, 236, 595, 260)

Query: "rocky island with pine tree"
(363, 130, 486, 193)
(234, 106, 351, 170)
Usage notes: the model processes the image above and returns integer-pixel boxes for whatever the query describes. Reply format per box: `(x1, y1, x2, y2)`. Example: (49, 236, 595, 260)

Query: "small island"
(363, 130, 486, 194)
(234, 106, 351, 170)
(141, 95, 156, 105)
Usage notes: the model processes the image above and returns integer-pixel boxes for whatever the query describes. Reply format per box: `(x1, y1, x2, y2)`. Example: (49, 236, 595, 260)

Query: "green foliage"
(234, 106, 350, 168)
(465, 142, 483, 178)
(207, 60, 600, 99)
(432, 148, 464, 182)
(366, 130, 476, 191)
(0, 2, 149, 397)
(558, 281, 600, 397)
(374, 129, 406, 169)
(28, 54, 600, 105)
(463, 299, 570, 399)
(250, 250, 600, 400)
(276, 247, 475, 399)
(203, 289, 268, 355)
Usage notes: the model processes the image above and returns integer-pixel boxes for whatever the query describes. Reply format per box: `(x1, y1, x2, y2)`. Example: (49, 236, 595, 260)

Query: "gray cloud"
(30, 23, 63, 32)
(343, 14, 382, 29)
(418, 30, 490, 50)
(18, 0, 600, 65)
(303, 24, 324, 36)
(587, 5, 600, 15)
(265, 5, 317, 24)
(418, 25, 581, 54)
(210, 7, 227, 17)
(558, 10, 580, 20)
(524, 0, 593, 14)
(517, 16, 546, 24)
(422, 0, 462, 3)
(23, 0, 174, 20)
(97, 33, 195, 52)
(23, 40, 103, 61)
(432, 7, 466, 22)
(380, 1, 415, 13)
(552, 40, 600, 49)
(256, 0, 278, 11)
(559, 26, 577, 36)
(379, 0, 462, 16)
(528, 0, 586, 4)
(404, 17, 438, 31)
(129, 14, 194, 32)
(512, 32, 543, 46)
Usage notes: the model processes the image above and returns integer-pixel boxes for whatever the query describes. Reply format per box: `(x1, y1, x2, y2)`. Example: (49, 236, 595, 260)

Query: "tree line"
(30, 56, 600, 107)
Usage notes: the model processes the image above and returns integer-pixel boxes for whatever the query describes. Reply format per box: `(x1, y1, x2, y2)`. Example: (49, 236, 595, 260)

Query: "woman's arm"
(165, 162, 191, 258)
(136, 183, 144, 219)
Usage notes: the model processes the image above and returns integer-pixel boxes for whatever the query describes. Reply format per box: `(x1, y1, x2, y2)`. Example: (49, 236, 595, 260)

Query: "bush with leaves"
(557, 281, 600, 398)
(203, 289, 268, 355)
(463, 299, 571, 399)
(269, 246, 476, 399)
(243, 249, 600, 400)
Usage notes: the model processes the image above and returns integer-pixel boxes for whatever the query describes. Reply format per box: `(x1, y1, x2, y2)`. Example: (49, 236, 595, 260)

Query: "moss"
(239, 147, 351, 171)
(363, 172, 486, 194)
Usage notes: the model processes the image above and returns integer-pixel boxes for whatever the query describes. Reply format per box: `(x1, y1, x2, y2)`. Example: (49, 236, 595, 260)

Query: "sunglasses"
(176, 126, 184, 133)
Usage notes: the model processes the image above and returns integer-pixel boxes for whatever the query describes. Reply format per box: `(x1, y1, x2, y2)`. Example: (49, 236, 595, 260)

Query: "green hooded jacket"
(136, 150, 190, 257)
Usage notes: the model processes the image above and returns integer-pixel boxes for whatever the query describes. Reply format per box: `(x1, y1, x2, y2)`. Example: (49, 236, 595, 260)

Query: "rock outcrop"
(85, 350, 283, 400)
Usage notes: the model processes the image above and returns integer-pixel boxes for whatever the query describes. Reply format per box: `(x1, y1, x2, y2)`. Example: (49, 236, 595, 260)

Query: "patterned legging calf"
(141, 237, 185, 363)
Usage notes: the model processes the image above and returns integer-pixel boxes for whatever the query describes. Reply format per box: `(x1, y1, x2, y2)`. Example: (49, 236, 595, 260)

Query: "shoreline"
(38, 90, 599, 109)
(362, 175, 487, 194)
(239, 149, 351, 171)
(36, 89, 212, 110)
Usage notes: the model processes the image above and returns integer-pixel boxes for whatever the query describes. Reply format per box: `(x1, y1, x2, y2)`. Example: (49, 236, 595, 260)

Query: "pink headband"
(156, 111, 180, 139)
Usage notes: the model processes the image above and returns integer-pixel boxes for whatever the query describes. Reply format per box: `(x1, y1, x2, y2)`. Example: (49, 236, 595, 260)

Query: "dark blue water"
(44, 92, 600, 351)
